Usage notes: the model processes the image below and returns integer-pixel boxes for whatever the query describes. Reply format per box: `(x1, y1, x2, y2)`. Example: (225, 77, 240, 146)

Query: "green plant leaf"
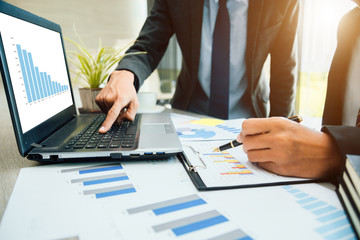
(65, 30, 146, 89)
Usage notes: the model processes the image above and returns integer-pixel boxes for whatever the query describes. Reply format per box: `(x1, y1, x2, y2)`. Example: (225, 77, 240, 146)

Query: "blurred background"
(3, 0, 357, 128)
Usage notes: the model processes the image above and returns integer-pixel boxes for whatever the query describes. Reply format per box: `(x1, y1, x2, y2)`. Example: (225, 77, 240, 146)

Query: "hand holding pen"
(230, 115, 342, 178)
(213, 115, 302, 152)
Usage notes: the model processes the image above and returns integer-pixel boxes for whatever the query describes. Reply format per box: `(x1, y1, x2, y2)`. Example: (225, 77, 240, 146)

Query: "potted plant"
(65, 33, 144, 112)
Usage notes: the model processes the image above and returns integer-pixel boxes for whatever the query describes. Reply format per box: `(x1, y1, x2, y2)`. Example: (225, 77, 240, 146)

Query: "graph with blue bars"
(16, 44, 69, 103)
(61, 163, 136, 199)
(127, 194, 253, 239)
(282, 185, 357, 240)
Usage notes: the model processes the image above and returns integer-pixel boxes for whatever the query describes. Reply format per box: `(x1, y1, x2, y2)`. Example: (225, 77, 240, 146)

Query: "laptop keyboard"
(64, 115, 140, 150)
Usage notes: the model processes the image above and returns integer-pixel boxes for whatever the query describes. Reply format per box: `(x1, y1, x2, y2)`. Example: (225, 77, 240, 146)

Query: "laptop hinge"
(31, 143, 44, 148)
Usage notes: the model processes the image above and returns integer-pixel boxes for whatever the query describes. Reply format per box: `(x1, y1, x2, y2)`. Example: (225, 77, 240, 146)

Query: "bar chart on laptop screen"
(0, 12, 73, 133)
(15, 43, 69, 103)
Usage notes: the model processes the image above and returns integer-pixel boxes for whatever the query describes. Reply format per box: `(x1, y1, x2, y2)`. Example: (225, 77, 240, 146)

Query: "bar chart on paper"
(60, 163, 136, 199)
(282, 185, 357, 240)
(182, 141, 310, 189)
(203, 151, 253, 176)
(125, 194, 253, 239)
(16, 44, 69, 104)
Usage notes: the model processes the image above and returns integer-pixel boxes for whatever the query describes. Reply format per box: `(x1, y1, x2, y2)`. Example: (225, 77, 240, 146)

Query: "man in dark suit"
(238, 1, 360, 178)
(96, 0, 299, 133)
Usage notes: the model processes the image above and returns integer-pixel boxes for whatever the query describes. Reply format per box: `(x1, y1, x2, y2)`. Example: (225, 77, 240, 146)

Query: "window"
(297, 0, 356, 129)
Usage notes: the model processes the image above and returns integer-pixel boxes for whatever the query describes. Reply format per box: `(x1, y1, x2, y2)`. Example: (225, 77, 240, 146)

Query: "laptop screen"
(0, 12, 73, 134)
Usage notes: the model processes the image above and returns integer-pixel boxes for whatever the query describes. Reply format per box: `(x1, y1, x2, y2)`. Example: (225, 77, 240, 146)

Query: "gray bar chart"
(127, 194, 206, 215)
(152, 210, 228, 236)
(71, 172, 129, 186)
(127, 194, 253, 238)
(208, 229, 250, 240)
(60, 163, 123, 174)
(61, 163, 136, 199)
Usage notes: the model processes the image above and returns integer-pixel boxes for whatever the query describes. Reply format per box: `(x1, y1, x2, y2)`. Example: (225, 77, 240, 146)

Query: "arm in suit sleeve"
(269, 0, 299, 117)
(115, 0, 174, 88)
(322, 126, 360, 157)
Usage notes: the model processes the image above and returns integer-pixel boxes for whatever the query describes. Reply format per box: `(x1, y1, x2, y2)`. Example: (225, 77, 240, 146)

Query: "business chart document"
(182, 141, 312, 189)
(171, 113, 244, 141)
(0, 160, 253, 240)
(0, 160, 356, 240)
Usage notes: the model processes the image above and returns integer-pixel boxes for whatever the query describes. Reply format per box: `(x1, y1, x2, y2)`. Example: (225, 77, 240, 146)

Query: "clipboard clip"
(183, 145, 207, 173)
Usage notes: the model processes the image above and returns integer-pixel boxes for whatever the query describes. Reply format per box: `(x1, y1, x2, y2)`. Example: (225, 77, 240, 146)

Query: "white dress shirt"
(196, 0, 254, 119)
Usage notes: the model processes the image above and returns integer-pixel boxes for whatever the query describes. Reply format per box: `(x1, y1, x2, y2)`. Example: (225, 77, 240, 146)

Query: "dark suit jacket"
(322, 6, 360, 158)
(117, 0, 299, 118)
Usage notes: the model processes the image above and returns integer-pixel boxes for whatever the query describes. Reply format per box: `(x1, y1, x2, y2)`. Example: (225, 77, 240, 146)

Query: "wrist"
(113, 69, 140, 91)
(318, 132, 343, 177)
(111, 70, 135, 83)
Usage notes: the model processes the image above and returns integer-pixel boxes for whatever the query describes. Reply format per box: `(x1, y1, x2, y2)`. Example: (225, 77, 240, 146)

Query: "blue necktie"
(209, 0, 230, 119)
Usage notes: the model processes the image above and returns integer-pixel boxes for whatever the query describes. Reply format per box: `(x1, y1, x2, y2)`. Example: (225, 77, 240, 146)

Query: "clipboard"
(178, 142, 320, 191)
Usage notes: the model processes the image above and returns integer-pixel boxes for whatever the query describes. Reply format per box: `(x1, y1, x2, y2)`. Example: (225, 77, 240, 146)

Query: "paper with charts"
(171, 113, 245, 141)
(183, 141, 310, 188)
(0, 160, 356, 240)
(119, 193, 253, 240)
(0, 160, 254, 240)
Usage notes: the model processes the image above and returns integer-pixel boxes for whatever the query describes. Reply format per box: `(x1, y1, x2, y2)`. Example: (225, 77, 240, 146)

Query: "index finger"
(99, 101, 123, 133)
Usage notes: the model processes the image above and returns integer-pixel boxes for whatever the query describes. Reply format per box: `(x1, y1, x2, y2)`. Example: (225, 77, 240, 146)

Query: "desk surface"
(0, 83, 38, 220)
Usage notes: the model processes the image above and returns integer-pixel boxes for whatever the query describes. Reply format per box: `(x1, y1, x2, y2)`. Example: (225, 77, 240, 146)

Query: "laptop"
(0, 1, 182, 162)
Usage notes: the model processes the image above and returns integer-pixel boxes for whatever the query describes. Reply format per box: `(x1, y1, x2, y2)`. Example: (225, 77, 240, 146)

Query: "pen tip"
(213, 148, 220, 152)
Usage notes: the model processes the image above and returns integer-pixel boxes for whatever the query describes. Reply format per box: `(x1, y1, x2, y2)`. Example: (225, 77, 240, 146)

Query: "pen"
(213, 115, 303, 152)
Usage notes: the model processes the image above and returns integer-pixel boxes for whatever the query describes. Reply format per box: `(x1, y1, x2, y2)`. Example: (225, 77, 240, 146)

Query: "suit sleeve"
(115, 0, 174, 88)
(269, 0, 299, 117)
(322, 126, 360, 157)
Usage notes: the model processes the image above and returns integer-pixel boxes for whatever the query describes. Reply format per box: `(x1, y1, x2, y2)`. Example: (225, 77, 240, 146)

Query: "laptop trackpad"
(141, 124, 166, 134)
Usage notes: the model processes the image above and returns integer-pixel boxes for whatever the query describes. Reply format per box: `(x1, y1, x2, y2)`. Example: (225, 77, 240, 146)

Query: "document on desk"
(180, 141, 313, 190)
(117, 193, 254, 240)
(171, 113, 245, 141)
(0, 159, 255, 240)
(1, 160, 356, 239)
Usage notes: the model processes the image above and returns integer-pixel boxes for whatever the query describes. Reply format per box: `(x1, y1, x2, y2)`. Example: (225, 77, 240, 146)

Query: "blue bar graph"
(294, 192, 308, 199)
(172, 215, 229, 236)
(312, 206, 337, 215)
(128, 196, 253, 239)
(325, 226, 356, 240)
(297, 197, 317, 205)
(127, 194, 208, 216)
(282, 185, 356, 239)
(83, 175, 129, 186)
(317, 211, 346, 223)
(153, 198, 207, 215)
(303, 201, 327, 210)
(71, 172, 129, 186)
(61, 163, 136, 199)
(315, 218, 350, 234)
(152, 210, 232, 237)
(16, 45, 32, 102)
(216, 125, 242, 134)
(16, 44, 68, 103)
(288, 189, 301, 194)
(95, 187, 136, 199)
